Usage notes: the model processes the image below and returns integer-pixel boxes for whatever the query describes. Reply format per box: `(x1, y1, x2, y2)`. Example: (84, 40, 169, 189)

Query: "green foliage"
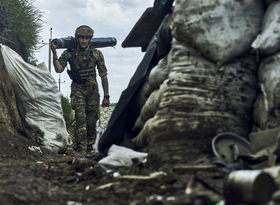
(0, 0, 43, 59)
(61, 95, 74, 129)
(110, 103, 117, 107)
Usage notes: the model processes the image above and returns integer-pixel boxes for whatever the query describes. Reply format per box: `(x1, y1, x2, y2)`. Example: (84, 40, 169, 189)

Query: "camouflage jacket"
(58, 46, 108, 80)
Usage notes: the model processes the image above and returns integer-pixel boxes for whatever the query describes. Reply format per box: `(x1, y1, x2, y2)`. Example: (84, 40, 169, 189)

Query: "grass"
(61, 95, 74, 129)
(0, 0, 43, 61)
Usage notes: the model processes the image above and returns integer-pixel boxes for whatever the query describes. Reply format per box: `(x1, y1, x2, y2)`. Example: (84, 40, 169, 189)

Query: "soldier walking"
(50, 25, 110, 154)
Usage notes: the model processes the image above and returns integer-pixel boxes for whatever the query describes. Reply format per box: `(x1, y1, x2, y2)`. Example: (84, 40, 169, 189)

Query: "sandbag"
(134, 89, 161, 130)
(133, 118, 155, 147)
(171, 0, 264, 65)
(143, 56, 168, 98)
(0, 44, 70, 152)
(251, 1, 280, 56)
(135, 56, 168, 109)
(137, 39, 258, 165)
(134, 80, 168, 130)
(253, 94, 269, 130)
(252, 93, 280, 130)
(257, 52, 280, 114)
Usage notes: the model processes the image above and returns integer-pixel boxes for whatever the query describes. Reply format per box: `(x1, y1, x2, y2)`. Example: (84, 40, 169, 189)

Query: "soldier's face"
(78, 36, 91, 48)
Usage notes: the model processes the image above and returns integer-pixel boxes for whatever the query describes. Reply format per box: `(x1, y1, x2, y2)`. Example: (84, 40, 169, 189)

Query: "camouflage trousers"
(70, 78, 100, 152)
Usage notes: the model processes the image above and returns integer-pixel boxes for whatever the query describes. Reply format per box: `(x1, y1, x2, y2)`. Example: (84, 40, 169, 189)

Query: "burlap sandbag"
(136, 39, 258, 165)
(257, 52, 280, 115)
(252, 94, 280, 130)
(134, 81, 168, 130)
(143, 56, 168, 98)
(251, 1, 280, 56)
(171, 0, 264, 65)
(135, 56, 168, 110)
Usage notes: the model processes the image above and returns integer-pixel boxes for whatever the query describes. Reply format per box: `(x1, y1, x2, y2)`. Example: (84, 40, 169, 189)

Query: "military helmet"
(75, 25, 94, 38)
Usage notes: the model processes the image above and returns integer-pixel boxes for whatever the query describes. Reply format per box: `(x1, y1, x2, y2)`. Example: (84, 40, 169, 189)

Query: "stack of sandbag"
(133, 0, 264, 165)
(252, 1, 280, 130)
(136, 40, 259, 164)
(134, 56, 169, 110)
(133, 56, 168, 131)
(142, 56, 168, 99)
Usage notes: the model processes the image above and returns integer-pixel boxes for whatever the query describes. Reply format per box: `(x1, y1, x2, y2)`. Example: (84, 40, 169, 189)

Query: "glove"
(102, 97, 110, 107)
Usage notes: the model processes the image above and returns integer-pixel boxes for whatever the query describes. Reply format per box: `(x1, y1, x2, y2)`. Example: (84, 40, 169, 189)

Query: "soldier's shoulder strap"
(66, 47, 99, 60)
(90, 47, 101, 60)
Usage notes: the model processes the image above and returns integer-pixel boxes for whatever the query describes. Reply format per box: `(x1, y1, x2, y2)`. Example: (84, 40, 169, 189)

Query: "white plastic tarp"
(0, 44, 70, 152)
(98, 145, 148, 170)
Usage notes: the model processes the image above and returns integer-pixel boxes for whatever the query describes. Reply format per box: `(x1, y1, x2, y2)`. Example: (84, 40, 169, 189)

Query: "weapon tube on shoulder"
(51, 36, 117, 49)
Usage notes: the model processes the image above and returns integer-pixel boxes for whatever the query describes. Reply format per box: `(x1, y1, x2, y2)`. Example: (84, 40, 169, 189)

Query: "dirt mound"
(0, 149, 225, 205)
(0, 43, 29, 159)
(0, 106, 226, 205)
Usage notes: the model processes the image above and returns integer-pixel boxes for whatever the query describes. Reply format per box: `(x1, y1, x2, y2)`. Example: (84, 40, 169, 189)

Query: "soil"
(0, 122, 227, 205)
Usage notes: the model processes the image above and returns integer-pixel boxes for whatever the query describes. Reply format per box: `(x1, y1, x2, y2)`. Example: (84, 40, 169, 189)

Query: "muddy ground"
(0, 107, 227, 205)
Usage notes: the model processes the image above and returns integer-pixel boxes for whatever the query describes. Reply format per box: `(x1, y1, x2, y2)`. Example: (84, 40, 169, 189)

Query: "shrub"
(0, 0, 43, 59)
(61, 95, 74, 130)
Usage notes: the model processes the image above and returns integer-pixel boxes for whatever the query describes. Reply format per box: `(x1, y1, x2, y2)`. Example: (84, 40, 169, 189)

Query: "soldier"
(50, 25, 110, 154)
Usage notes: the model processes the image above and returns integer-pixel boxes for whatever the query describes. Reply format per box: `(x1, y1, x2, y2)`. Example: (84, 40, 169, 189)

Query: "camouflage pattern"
(58, 46, 107, 151)
(71, 79, 100, 150)
(59, 47, 107, 79)
(75, 25, 94, 38)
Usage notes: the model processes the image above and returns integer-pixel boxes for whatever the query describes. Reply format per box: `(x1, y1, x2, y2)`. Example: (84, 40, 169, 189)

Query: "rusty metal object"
(225, 170, 277, 205)
(212, 132, 251, 163)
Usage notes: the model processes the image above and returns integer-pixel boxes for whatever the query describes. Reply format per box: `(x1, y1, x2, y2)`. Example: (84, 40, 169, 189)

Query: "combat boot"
(87, 133, 96, 153)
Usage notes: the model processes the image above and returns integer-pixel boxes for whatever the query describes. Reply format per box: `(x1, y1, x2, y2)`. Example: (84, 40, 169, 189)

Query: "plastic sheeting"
(98, 145, 147, 170)
(0, 44, 70, 152)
